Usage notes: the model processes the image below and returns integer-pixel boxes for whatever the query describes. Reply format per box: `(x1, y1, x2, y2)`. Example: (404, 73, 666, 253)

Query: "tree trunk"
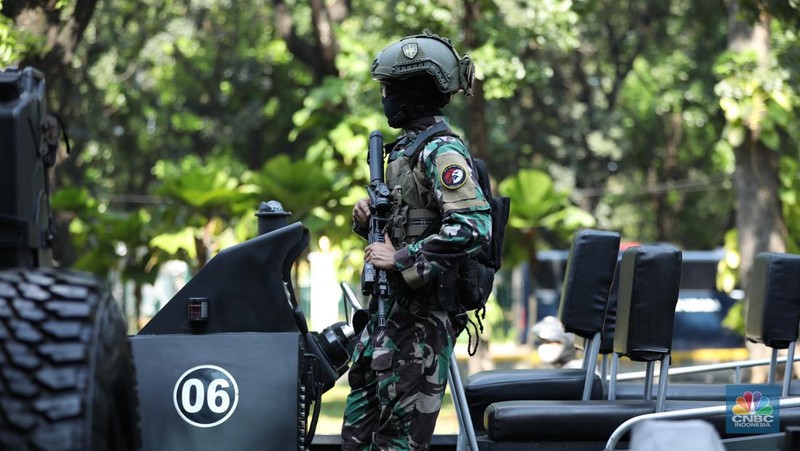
(133, 283, 143, 333)
(7, 0, 99, 104)
(462, 0, 488, 163)
(727, 1, 785, 291)
(466, 79, 488, 162)
(524, 229, 540, 343)
(651, 112, 683, 241)
(733, 138, 785, 288)
(727, 0, 786, 383)
(273, 0, 342, 83)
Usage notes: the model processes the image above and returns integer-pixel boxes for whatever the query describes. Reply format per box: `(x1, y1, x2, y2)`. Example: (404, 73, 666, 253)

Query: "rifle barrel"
(368, 131, 384, 184)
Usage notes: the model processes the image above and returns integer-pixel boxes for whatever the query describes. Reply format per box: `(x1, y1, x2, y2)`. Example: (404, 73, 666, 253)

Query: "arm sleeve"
(393, 139, 492, 289)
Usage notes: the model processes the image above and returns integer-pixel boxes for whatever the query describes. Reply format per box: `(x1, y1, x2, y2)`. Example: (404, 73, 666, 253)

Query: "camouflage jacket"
(383, 121, 492, 290)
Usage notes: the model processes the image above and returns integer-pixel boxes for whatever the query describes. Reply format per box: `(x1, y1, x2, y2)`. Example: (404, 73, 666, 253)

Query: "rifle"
(361, 131, 392, 330)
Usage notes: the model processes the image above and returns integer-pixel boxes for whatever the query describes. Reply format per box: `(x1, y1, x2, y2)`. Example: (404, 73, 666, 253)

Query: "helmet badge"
(402, 43, 418, 59)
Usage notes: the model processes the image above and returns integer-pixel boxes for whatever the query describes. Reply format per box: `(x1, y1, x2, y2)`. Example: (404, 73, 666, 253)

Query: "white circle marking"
(172, 364, 240, 428)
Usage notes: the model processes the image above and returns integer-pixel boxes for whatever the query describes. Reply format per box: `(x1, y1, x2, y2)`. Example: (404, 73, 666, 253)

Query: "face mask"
(380, 78, 448, 128)
(538, 343, 566, 364)
(381, 89, 410, 128)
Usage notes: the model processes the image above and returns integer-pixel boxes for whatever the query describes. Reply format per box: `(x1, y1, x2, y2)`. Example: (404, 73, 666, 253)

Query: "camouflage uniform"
(341, 119, 491, 450)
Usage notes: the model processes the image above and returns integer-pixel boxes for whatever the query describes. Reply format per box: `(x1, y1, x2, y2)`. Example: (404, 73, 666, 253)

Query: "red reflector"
(188, 298, 209, 322)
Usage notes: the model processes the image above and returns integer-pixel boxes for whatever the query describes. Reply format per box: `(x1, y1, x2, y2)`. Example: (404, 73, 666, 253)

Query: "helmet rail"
(371, 30, 474, 97)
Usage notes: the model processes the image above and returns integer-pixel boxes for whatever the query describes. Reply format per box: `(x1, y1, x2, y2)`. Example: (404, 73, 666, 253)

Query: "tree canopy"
(2, 0, 798, 330)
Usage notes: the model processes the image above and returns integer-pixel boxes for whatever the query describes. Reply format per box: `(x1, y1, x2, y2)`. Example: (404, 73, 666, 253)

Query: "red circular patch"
(441, 164, 467, 189)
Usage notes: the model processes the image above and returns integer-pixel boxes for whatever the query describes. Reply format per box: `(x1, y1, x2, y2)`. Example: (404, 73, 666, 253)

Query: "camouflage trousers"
(341, 295, 457, 451)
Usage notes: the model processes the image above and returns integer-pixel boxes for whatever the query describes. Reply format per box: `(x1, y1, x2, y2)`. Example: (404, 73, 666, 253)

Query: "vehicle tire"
(0, 268, 140, 451)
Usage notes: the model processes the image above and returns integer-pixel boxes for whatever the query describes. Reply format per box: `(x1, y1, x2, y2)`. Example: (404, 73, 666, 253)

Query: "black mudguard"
(139, 221, 309, 335)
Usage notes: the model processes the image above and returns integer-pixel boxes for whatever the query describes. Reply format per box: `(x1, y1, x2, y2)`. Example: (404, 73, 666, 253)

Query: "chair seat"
(614, 382, 725, 401)
(614, 379, 800, 401)
(465, 369, 604, 431)
(485, 399, 660, 441)
(485, 399, 800, 442)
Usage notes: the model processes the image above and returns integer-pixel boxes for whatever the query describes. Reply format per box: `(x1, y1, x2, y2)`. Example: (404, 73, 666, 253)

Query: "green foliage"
(18, 0, 800, 336)
(0, 0, 50, 66)
(500, 170, 566, 229)
(738, 0, 800, 29)
(499, 169, 595, 264)
(148, 155, 258, 268)
(716, 229, 741, 294)
(249, 154, 340, 220)
(0, 1, 18, 65)
(153, 155, 257, 217)
(499, 170, 594, 232)
(714, 50, 796, 152)
(602, 2, 734, 247)
(723, 302, 745, 337)
(718, 229, 745, 336)
(149, 228, 198, 261)
(780, 156, 800, 253)
(51, 187, 160, 285)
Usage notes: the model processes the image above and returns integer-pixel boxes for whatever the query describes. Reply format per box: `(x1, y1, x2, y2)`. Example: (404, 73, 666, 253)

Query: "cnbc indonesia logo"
(730, 390, 774, 429)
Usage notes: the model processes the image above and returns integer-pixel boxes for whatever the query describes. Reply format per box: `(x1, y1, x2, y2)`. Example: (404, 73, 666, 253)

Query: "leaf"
(51, 187, 96, 212)
(499, 169, 564, 223)
(725, 251, 740, 270)
(542, 206, 597, 230)
(760, 127, 780, 151)
(153, 155, 256, 214)
(251, 155, 339, 219)
(767, 102, 791, 127)
(150, 227, 197, 259)
(722, 302, 745, 335)
(719, 97, 741, 121)
(772, 90, 792, 111)
(726, 125, 746, 147)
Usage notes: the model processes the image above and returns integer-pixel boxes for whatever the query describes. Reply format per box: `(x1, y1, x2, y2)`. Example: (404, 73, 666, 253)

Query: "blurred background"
(2, 0, 799, 433)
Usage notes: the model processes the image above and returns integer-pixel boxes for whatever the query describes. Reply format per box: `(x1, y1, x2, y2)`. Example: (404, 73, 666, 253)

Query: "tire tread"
(0, 268, 139, 451)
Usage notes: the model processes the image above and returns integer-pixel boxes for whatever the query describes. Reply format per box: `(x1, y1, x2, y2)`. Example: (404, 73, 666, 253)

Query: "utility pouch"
(436, 266, 461, 313)
(457, 257, 494, 310)
(436, 257, 493, 312)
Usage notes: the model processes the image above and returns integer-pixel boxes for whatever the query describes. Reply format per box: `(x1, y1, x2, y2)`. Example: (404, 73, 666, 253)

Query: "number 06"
(181, 378, 231, 414)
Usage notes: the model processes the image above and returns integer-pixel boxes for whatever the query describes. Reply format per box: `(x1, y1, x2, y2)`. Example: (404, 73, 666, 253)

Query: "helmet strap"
(459, 55, 475, 96)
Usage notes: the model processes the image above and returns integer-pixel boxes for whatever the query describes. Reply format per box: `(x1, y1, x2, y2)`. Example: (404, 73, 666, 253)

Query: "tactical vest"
(384, 122, 458, 248)
(384, 123, 508, 357)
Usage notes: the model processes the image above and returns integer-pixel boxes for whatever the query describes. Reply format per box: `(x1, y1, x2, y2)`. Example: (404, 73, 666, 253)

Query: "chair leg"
(655, 354, 670, 413)
(609, 353, 619, 400)
(448, 353, 478, 451)
(783, 341, 796, 397)
(643, 361, 654, 400)
(582, 332, 601, 401)
(581, 339, 592, 369)
(769, 348, 779, 384)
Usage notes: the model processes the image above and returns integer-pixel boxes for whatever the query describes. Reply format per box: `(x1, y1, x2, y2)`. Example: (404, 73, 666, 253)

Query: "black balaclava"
(381, 75, 450, 129)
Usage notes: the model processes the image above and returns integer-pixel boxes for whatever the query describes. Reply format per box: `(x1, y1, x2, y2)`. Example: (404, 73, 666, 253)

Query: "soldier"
(342, 32, 492, 450)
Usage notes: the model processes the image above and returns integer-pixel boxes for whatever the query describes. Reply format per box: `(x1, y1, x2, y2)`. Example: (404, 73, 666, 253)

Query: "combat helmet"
(371, 31, 475, 97)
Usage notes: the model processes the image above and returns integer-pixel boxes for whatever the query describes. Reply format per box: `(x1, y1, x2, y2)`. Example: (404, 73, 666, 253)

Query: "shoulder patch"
(440, 163, 468, 189)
